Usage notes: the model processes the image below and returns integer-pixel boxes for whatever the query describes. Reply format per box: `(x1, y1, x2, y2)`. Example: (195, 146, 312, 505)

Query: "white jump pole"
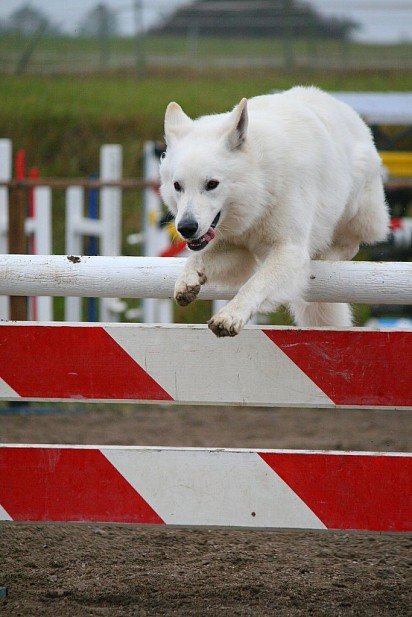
(0, 139, 12, 320)
(99, 144, 124, 322)
(0, 255, 410, 304)
(64, 186, 84, 321)
(25, 186, 53, 320)
(64, 146, 124, 322)
(142, 141, 173, 323)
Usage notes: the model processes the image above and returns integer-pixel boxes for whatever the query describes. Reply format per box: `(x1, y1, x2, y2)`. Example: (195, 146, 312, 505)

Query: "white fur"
(160, 87, 389, 337)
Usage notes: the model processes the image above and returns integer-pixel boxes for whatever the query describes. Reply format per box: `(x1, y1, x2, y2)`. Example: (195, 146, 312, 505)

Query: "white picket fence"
(65, 144, 124, 322)
(0, 139, 126, 322)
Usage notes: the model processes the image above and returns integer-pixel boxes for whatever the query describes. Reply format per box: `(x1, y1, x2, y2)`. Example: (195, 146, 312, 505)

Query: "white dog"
(159, 87, 389, 337)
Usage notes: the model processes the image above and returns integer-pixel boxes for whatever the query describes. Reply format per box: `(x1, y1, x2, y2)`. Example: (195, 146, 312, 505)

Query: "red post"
(9, 150, 27, 321)
(28, 167, 40, 321)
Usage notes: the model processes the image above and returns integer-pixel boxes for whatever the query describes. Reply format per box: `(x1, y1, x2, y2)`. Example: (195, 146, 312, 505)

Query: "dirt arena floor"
(1, 404, 411, 616)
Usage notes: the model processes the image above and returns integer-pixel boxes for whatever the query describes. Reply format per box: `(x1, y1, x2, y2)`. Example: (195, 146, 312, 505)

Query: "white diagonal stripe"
(106, 326, 331, 407)
(0, 377, 19, 399)
(103, 448, 326, 529)
(0, 503, 12, 521)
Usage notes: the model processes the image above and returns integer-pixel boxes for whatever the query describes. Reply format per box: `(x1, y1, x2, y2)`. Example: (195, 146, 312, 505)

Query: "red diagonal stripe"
(260, 452, 411, 532)
(0, 326, 172, 400)
(264, 329, 412, 407)
(0, 447, 164, 524)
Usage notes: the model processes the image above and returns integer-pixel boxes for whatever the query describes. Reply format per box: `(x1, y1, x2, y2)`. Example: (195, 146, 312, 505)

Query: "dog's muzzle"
(187, 212, 221, 251)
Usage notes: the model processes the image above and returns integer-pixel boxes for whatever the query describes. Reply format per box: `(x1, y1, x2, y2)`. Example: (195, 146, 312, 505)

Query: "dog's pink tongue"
(203, 227, 216, 242)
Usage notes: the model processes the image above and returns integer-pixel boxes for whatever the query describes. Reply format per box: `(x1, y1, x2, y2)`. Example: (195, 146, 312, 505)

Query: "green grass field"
(2, 68, 411, 175)
(1, 33, 411, 73)
(3, 70, 412, 121)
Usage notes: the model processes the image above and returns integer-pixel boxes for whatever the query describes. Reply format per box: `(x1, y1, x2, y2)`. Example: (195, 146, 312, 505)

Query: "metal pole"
(187, 20, 199, 67)
(134, 0, 146, 77)
(97, 4, 110, 71)
(282, 0, 294, 71)
(15, 21, 47, 76)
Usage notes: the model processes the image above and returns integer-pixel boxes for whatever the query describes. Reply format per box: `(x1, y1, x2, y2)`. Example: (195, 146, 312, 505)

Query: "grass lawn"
(2, 68, 412, 117)
(1, 34, 411, 72)
(2, 68, 411, 141)
(1, 68, 411, 178)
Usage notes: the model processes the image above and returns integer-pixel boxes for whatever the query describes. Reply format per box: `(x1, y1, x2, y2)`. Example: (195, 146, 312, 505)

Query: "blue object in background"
(366, 317, 412, 329)
(88, 173, 99, 322)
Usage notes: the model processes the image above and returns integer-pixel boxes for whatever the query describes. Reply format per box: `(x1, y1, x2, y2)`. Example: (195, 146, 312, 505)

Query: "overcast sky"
(0, 1, 411, 43)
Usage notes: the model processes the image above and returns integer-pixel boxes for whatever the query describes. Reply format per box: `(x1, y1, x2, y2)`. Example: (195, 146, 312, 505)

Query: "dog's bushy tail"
(288, 300, 353, 328)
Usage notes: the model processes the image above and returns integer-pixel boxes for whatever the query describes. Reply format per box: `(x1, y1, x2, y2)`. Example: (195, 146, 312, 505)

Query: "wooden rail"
(0, 178, 158, 190)
(0, 255, 411, 304)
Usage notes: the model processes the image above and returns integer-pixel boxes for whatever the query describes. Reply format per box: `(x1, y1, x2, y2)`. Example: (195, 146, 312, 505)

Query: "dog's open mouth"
(187, 212, 221, 251)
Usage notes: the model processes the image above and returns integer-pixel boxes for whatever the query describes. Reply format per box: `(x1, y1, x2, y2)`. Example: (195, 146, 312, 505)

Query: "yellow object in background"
(380, 152, 412, 178)
(166, 221, 180, 242)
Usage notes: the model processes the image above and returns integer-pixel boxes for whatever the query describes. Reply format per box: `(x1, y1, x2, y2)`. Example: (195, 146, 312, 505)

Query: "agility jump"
(0, 257, 410, 532)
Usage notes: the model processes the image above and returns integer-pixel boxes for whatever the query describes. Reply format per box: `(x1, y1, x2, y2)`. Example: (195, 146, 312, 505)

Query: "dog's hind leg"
(288, 242, 359, 328)
(349, 160, 389, 247)
(288, 299, 353, 328)
(290, 173, 389, 328)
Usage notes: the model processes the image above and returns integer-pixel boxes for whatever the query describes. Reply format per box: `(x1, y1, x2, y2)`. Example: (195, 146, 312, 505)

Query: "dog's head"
(159, 98, 248, 251)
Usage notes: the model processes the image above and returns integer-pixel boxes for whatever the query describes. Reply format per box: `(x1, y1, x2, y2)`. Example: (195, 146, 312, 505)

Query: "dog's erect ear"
(164, 102, 193, 146)
(226, 98, 248, 150)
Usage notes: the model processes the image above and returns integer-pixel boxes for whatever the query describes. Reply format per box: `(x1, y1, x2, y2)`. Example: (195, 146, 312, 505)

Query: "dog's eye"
(205, 180, 219, 191)
(174, 181, 182, 192)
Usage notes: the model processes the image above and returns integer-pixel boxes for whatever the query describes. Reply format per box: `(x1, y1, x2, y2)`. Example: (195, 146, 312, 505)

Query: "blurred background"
(1, 1, 411, 74)
(0, 0, 411, 325)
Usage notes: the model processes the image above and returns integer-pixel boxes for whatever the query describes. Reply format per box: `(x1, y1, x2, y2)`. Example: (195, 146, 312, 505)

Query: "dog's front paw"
(208, 309, 246, 338)
(175, 283, 201, 307)
(174, 271, 206, 307)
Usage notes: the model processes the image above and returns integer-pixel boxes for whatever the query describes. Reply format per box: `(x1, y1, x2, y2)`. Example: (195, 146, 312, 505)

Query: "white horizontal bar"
(2, 444, 408, 456)
(0, 255, 410, 304)
(1, 444, 409, 530)
(0, 323, 410, 408)
(24, 217, 35, 235)
(71, 218, 104, 237)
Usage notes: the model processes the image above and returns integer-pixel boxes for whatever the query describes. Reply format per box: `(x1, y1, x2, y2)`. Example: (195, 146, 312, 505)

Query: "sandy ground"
(0, 404, 411, 616)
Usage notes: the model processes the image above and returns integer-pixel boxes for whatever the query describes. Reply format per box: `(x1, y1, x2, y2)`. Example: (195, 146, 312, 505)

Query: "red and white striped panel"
(0, 323, 411, 408)
(0, 445, 410, 531)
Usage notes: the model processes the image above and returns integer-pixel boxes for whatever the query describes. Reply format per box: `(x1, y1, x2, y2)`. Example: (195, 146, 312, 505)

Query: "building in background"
(154, 0, 358, 40)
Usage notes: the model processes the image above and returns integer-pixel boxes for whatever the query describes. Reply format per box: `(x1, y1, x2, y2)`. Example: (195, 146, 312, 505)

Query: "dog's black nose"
(177, 219, 198, 239)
